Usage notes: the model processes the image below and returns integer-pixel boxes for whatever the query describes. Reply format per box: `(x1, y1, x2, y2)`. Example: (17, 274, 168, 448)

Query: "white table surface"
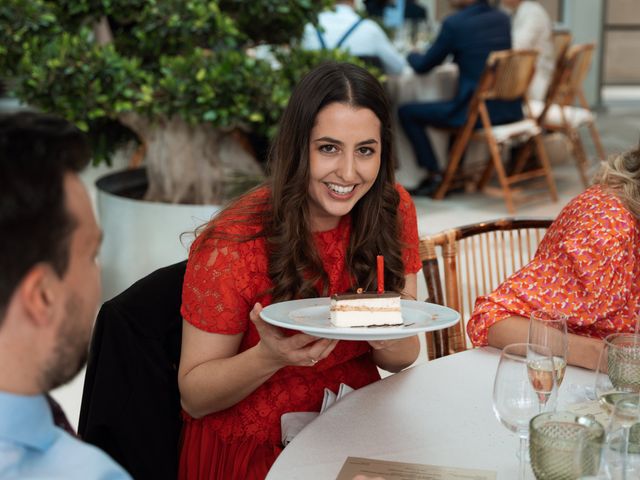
(266, 347, 596, 480)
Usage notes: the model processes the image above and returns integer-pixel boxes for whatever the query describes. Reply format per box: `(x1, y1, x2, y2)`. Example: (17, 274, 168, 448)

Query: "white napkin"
(336, 383, 354, 401)
(280, 412, 319, 446)
(321, 387, 337, 412)
(281, 384, 354, 446)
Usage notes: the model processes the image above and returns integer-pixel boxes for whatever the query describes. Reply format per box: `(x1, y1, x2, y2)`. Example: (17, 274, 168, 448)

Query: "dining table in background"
(266, 347, 597, 480)
(386, 64, 459, 190)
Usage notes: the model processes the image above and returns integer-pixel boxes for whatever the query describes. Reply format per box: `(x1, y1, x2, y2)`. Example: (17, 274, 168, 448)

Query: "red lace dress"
(467, 185, 640, 346)
(179, 185, 421, 480)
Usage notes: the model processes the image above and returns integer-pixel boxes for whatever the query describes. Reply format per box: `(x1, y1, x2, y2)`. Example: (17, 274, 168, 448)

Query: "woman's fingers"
(251, 306, 286, 342)
(317, 339, 339, 360)
(303, 338, 339, 366)
(368, 339, 400, 350)
(251, 303, 326, 364)
(251, 302, 341, 367)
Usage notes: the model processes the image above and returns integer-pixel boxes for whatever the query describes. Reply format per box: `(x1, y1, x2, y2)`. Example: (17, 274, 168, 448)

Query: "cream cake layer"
(330, 292, 402, 327)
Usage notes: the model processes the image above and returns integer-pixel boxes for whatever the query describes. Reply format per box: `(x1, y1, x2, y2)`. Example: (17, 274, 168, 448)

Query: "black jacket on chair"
(78, 261, 186, 480)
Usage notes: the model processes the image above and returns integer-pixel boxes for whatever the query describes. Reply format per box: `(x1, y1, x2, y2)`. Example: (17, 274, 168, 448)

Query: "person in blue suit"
(399, 0, 523, 196)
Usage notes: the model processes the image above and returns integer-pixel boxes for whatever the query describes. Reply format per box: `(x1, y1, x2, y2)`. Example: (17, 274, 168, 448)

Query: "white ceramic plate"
(260, 297, 460, 341)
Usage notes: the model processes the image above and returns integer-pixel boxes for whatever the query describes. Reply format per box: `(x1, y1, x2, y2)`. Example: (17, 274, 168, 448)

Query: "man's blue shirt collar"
(0, 391, 59, 451)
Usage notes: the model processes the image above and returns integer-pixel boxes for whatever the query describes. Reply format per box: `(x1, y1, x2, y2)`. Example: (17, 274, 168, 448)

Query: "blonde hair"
(593, 147, 640, 218)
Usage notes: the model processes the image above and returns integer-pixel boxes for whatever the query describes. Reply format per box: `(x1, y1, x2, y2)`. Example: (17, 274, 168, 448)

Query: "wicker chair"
(420, 218, 553, 360)
(529, 43, 606, 186)
(552, 30, 572, 66)
(433, 49, 558, 213)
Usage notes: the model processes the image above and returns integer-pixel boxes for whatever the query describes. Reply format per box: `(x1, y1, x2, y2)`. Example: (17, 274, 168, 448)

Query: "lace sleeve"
(396, 184, 421, 274)
(180, 235, 253, 334)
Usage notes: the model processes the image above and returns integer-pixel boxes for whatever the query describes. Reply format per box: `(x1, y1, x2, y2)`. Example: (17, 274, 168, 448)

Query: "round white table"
(266, 347, 596, 479)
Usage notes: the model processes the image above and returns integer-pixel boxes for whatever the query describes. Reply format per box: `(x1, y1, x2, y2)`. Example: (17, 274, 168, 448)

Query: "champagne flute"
(595, 333, 640, 411)
(493, 343, 558, 480)
(603, 394, 640, 480)
(528, 310, 568, 389)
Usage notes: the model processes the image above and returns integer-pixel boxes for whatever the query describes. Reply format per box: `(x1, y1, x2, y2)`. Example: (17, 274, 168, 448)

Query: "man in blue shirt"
(301, 0, 408, 75)
(0, 112, 131, 479)
(399, 0, 522, 196)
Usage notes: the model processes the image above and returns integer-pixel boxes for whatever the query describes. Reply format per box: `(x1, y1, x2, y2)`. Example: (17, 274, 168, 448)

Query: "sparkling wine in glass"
(595, 333, 640, 411)
(493, 343, 558, 480)
(528, 310, 568, 388)
(527, 354, 557, 406)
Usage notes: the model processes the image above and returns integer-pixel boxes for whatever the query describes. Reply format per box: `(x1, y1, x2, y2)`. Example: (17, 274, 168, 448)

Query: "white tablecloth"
(266, 347, 596, 480)
(387, 64, 459, 189)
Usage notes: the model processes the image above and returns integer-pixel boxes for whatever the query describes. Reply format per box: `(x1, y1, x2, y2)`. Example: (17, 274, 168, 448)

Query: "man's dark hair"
(0, 112, 90, 321)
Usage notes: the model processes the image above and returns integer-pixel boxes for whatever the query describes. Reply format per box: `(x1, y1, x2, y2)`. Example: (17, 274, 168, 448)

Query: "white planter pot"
(96, 168, 220, 301)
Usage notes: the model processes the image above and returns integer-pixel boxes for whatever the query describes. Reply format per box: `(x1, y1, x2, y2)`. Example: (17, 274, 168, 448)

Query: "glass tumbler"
(595, 333, 640, 410)
(529, 411, 605, 480)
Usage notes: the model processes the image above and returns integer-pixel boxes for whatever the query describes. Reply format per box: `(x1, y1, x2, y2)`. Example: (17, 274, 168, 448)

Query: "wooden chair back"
(565, 44, 595, 104)
(535, 43, 604, 185)
(543, 44, 595, 111)
(481, 49, 539, 101)
(433, 49, 557, 213)
(420, 218, 553, 360)
(446, 50, 536, 156)
(552, 30, 572, 66)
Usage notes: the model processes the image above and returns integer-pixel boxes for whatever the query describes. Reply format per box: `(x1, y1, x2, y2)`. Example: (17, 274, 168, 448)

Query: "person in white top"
(502, 0, 555, 100)
(301, 0, 408, 75)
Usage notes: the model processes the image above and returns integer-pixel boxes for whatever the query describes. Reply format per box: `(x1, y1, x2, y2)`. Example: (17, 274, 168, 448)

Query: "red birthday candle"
(377, 255, 384, 294)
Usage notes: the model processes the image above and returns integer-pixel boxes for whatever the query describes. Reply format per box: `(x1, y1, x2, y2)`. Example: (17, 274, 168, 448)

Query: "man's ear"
(18, 264, 59, 327)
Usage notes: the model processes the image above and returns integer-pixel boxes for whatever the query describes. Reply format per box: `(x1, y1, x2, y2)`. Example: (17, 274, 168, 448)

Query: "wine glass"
(528, 310, 568, 390)
(603, 394, 640, 480)
(493, 343, 558, 480)
(595, 333, 640, 411)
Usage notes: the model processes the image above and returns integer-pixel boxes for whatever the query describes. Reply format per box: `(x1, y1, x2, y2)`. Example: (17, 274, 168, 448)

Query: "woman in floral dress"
(468, 147, 640, 370)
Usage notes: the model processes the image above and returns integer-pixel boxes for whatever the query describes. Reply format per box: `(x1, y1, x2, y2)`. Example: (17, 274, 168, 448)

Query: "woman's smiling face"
(307, 102, 382, 232)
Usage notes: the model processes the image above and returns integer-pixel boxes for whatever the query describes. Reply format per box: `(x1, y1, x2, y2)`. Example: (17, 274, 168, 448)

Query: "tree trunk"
(118, 114, 264, 204)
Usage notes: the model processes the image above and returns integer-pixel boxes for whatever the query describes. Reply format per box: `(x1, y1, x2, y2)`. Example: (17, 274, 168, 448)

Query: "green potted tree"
(1, 0, 364, 299)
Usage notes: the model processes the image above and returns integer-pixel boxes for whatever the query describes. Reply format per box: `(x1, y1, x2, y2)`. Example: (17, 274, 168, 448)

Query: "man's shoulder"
(355, 17, 389, 38)
(520, 0, 549, 17)
(443, 4, 507, 28)
(0, 430, 132, 479)
(319, 5, 357, 23)
(46, 431, 132, 479)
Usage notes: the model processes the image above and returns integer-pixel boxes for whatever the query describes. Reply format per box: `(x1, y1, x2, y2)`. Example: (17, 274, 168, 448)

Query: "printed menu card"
(336, 457, 496, 480)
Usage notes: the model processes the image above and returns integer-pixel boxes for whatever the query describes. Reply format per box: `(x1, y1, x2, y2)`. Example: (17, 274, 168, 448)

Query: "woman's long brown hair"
(199, 62, 406, 302)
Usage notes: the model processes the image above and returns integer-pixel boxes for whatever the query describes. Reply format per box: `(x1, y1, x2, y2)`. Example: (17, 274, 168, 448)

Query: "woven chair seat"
(529, 99, 594, 128)
(477, 118, 541, 143)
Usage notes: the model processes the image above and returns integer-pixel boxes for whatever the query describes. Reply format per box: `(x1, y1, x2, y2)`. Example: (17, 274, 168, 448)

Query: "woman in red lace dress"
(177, 62, 421, 479)
(467, 147, 640, 370)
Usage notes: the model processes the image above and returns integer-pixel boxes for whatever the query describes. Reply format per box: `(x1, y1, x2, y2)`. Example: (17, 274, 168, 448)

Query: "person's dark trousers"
(398, 101, 457, 174)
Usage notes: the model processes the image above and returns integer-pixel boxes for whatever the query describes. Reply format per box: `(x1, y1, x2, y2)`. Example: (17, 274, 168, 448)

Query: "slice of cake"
(330, 292, 403, 328)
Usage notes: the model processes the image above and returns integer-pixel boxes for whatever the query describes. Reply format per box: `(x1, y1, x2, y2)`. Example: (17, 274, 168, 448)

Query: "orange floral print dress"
(179, 185, 421, 480)
(468, 185, 640, 346)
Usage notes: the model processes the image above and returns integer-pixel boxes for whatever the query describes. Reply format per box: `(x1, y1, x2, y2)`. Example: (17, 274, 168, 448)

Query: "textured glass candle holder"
(608, 334, 640, 392)
(595, 334, 640, 411)
(529, 412, 604, 480)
